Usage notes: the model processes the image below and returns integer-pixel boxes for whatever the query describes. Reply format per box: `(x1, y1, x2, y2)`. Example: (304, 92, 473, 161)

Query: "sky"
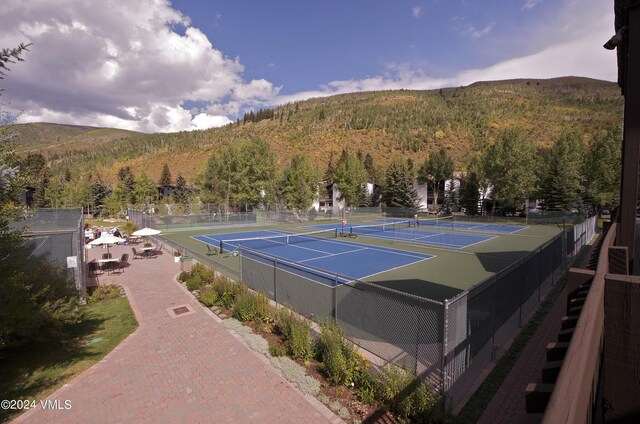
(0, 0, 618, 134)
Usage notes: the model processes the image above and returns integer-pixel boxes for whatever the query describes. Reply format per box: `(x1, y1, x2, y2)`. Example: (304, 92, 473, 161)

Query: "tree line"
(19, 125, 622, 217)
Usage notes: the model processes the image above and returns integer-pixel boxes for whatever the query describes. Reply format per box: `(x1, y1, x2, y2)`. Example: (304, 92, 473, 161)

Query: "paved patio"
(15, 244, 341, 423)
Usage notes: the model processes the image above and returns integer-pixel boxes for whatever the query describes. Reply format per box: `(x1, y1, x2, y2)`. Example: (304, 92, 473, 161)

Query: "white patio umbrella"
(131, 227, 162, 246)
(89, 233, 126, 254)
(131, 227, 162, 237)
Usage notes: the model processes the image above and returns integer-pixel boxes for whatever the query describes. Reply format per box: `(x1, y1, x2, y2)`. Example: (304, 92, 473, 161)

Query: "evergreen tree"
(90, 179, 111, 213)
(364, 153, 376, 182)
(417, 147, 454, 209)
(44, 177, 65, 208)
(159, 163, 172, 188)
(324, 152, 335, 184)
(358, 184, 370, 207)
(19, 153, 46, 185)
(382, 159, 420, 209)
(116, 166, 136, 206)
(34, 166, 51, 207)
(459, 172, 480, 215)
(333, 152, 367, 207)
(369, 184, 382, 207)
(281, 155, 320, 210)
(540, 132, 585, 211)
(173, 174, 189, 205)
(584, 128, 622, 209)
(444, 179, 460, 212)
(337, 148, 349, 167)
(1, 43, 80, 353)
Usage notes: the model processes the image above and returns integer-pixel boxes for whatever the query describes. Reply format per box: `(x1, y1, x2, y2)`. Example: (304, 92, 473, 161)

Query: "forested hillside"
(13, 77, 622, 186)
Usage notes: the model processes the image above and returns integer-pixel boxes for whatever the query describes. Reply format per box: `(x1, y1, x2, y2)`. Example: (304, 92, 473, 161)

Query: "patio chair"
(117, 253, 129, 273)
(155, 243, 164, 255)
(88, 260, 102, 276)
(132, 247, 145, 260)
(102, 252, 112, 259)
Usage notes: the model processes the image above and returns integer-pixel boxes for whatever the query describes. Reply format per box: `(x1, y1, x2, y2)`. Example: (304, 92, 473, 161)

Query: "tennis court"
(192, 229, 433, 284)
(369, 217, 528, 234)
(308, 221, 497, 249)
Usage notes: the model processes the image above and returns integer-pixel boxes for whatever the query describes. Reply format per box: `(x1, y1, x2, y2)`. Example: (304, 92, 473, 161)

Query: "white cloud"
(412, 6, 422, 18)
(466, 22, 496, 38)
(474, 22, 495, 38)
(0, 0, 277, 132)
(456, 31, 615, 85)
(275, 8, 616, 104)
(276, 0, 615, 103)
(191, 113, 232, 130)
(522, 0, 542, 10)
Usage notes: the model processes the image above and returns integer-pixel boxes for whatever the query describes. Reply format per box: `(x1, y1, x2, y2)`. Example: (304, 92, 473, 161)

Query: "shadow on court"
(367, 278, 463, 302)
(473, 250, 533, 273)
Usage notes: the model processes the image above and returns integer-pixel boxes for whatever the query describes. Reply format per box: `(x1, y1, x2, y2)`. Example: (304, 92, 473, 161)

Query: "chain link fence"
(240, 248, 446, 389)
(11, 208, 84, 292)
(131, 201, 596, 401)
(236, 215, 597, 402)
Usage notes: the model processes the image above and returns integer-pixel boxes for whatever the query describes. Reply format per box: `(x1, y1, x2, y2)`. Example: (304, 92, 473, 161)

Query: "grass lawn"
(0, 297, 138, 423)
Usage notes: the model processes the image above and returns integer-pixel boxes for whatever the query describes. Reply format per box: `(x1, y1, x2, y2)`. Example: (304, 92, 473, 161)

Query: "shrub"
(185, 273, 204, 292)
(269, 343, 286, 357)
(190, 262, 216, 285)
(198, 285, 218, 307)
(356, 373, 378, 405)
(213, 275, 247, 309)
(87, 285, 121, 304)
(377, 365, 442, 423)
(315, 321, 358, 385)
(177, 271, 189, 282)
(0, 245, 80, 352)
(232, 292, 272, 323)
(276, 309, 313, 360)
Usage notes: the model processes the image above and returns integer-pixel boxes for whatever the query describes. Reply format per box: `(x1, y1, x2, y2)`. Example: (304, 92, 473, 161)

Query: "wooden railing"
(541, 222, 617, 423)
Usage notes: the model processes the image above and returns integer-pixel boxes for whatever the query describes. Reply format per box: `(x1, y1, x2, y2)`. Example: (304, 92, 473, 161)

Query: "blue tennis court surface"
(192, 230, 433, 284)
(307, 222, 497, 249)
(367, 218, 527, 234)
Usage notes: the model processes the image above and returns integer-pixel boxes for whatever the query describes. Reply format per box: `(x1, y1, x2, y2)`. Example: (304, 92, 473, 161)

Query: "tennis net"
(417, 215, 454, 229)
(349, 220, 411, 236)
(219, 228, 337, 253)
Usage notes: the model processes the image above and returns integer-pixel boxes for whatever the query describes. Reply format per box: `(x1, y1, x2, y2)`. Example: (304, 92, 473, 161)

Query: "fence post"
(442, 299, 448, 393)
(274, 257, 278, 303)
(415, 305, 420, 375)
(333, 274, 338, 321)
(238, 250, 243, 282)
(491, 278, 498, 361)
(519, 258, 525, 327)
(538, 247, 543, 303)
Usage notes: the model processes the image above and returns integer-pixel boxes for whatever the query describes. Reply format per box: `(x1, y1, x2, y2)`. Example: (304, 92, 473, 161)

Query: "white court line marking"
(196, 229, 431, 260)
(298, 247, 369, 263)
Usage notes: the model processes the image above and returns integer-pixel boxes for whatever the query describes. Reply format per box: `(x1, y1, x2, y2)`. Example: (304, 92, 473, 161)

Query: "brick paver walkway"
(476, 285, 568, 424)
(15, 244, 340, 424)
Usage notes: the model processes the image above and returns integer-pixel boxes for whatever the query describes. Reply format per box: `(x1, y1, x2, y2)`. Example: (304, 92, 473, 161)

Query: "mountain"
(10, 77, 623, 185)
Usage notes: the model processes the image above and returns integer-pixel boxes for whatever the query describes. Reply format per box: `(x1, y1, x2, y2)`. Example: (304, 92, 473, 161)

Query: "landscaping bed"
(179, 263, 446, 424)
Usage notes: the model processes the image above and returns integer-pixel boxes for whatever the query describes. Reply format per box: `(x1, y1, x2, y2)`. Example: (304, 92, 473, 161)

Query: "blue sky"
(173, 0, 552, 91)
(0, 0, 617, 132)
